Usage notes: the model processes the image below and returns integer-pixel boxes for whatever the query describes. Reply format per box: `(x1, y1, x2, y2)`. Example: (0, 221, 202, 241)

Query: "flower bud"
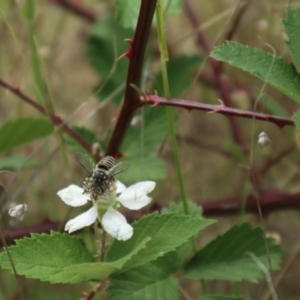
(257, 132, 271, 148)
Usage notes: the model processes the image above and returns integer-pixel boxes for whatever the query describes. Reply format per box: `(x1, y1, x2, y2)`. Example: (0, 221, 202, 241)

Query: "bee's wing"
(75, 152, 95, 174)
(110, 161, 130, 175)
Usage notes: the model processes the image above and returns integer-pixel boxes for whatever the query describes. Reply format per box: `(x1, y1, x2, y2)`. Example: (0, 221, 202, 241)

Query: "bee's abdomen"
(97, 156, 115, 170)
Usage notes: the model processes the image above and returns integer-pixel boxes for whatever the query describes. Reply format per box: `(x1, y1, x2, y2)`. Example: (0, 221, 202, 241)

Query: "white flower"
(8, 204, 28, 221)
(57, 181, 155, 241)
(257, 132, 271, 148)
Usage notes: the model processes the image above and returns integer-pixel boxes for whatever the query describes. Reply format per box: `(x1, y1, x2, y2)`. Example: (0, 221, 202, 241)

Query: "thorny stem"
(0, 78, 92, 153)
(106, 0, 157, 156)
(141, 94, 294, 128)
(0, 78, 293, 159)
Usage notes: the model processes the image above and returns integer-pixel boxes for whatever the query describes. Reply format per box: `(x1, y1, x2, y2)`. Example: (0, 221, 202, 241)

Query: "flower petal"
(116, 181, 155, 210)
(130, 181, 156, 194)
(101, 206, 133, 241)
(116, 181, 126, 194)
(65, 206, 97, 233)
(57, 184, 90, 207)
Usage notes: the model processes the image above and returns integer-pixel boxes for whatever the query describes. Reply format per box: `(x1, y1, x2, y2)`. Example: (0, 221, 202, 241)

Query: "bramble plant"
(2, 1, 300, 299)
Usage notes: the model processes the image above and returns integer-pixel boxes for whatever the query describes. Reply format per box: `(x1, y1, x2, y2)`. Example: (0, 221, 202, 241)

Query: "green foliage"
(114, 0, 141, 29)
(0, 232, 95, 284)
(0, 214, 214, 285)
(0, 155, 37, 170)
(211, 41, 300, 103)
(22, 0, 35, 21)
(282, 6, 300, 73)
(85, 17, 133, 104)
(0, 118, 53, 154)
(115, 0, 181, 29)
(200, 296, 244, 300)
(106, 212, 215, 270)
(117, 153, 167, 182)
(118, 105, 170, 182)
(65, 126, 100, 155)
(63, 237, 150, 282)
(155, 55, 202, 97)
(108, 251, 181, 300)
(162, 200, 203, 217)
(121, 106, 168, 156)
(183, 223, 282, 282)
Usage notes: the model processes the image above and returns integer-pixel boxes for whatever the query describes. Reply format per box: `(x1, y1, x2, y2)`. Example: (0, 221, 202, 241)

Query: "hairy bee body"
(82, 156, 116, 200)
(76, 153, 130, 200)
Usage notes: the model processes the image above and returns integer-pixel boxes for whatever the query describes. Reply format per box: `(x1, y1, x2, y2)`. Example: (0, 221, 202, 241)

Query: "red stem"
(142, 94, 294, 128)
(106, 0, 157, 156)
(197, 189, 300, 217)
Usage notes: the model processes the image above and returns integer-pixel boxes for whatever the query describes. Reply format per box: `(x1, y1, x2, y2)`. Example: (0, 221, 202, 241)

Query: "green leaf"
(115, 0, 181, 29)
(183, 223, 282, 282)
(211, 41, 300, 103)
(22, 0, 35, 21)
(106, 212, 215, 270)
(155, 56, 202, 97)
(162, 201, 203, 217)
(200, 296, 244, 300)
(114, 0, 141, 29)
(119, 105, 170, 182)
(0, 232, 96, 284)
(108, 252, 180, 300)
(0, 118, 53, 154)
(65, 126, 100, 155)
(282, 6, 300, 73)
(292, 111, 300, 131)
(121, 106, 169, 155)
(0, 155, 37, 170)
(85, 17, 133, 104)
(63, 237, 150, 282)
(117, 154, 167, 183)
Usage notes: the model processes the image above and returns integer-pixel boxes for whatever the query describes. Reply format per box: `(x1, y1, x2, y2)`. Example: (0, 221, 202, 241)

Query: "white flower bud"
(8, 204, 28, 221)
(257, 132, 271, 148)
(130, 116, 143, 127)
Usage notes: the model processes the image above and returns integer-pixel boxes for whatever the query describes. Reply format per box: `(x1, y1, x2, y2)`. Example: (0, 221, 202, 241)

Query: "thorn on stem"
(218, 99, 225, 106)
(116, 39, 134, 61)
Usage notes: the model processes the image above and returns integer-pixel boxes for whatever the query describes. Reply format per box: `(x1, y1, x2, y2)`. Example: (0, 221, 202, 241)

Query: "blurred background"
(0, 0, 300, 299)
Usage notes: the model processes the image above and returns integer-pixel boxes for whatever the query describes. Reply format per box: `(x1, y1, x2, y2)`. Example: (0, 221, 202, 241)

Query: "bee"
(75, 152, 130, 200)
